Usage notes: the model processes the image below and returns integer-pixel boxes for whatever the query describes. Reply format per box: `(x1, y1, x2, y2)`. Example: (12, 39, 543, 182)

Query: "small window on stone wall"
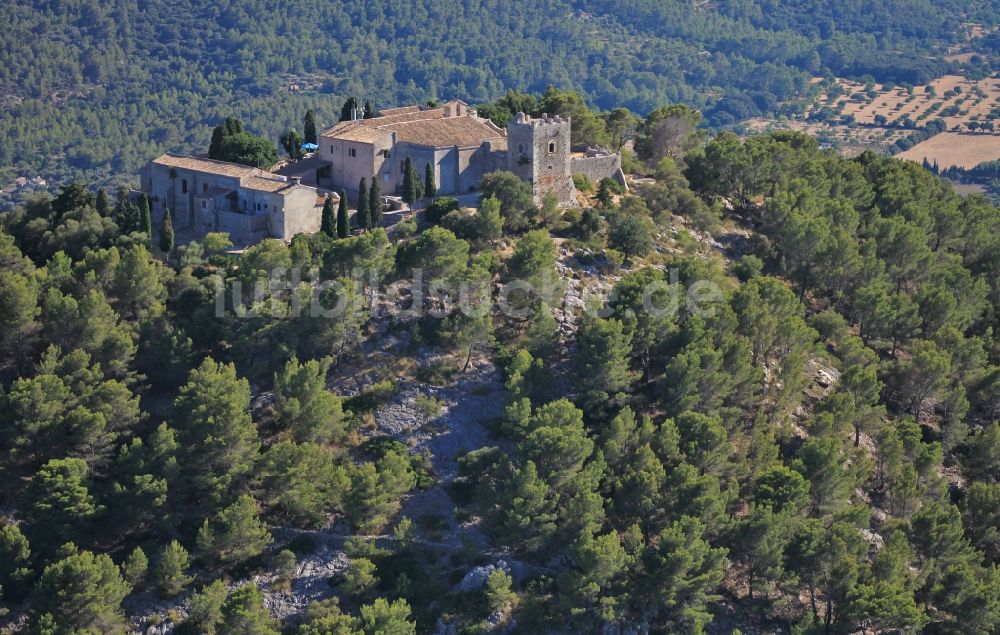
(518, 144, 524, 154)
(181, 179, 188, 194)
(201, 201, 206, 209)
(203, 183, 208, 192)
(349, 147, 357, 158)
(548, 142, 555, 153)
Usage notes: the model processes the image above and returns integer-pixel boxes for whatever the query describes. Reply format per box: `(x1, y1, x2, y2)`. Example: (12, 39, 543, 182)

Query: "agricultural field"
(820, 75, 1000, 132)
(748, 73, 1000, 169)
(897, 132, 1000, 169)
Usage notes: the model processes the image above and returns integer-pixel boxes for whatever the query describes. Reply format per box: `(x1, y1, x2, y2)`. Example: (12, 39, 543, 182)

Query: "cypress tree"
(340, 97, 359, 122)
(208, 124, 225, 159)
(96, 188, 109, 217)
(363, 99, 374, 118)
(210, 117, 243, 158)
(424, 162, 437, 199)
(320, 194, 336, 237)
(137, 195, 152, 240)
(337, 192, 350, 238)
(223, 116, 243, 137)
(357, 178, 370, 230)
(369, 179, 382, 229)
(402, 157, 416, 204)
(159, 208, 174, 254)
(304, 109, 317, 145)
(114, 186, 136, 233)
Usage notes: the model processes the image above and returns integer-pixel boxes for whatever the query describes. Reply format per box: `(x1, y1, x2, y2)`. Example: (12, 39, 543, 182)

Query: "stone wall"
(273, 186, 322, 238)
(570, 154, 627, 190)
(214, 210, 270, 246)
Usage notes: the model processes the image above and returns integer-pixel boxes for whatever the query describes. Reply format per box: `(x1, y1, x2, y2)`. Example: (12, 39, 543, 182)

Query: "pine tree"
(0, 522, 31, 599)
(357, 178, 370, 230)
(274, 356, 346, 444)
(173, 358, 259, 503)
(402, 156, 417, 204)
(221, 584, 279, 634)
(31, 550, 131, 632)
(153, 540, 192, 598)
(121, 547, 148, 589)
(159, 208, 174, 254)
(23, 458, 97, 548)
(369, 178, 382, 228)
(573, 317, 634, 414)
(304, 109, 317, 145)
(320, 194, 336, 238)
(424, 161, 437, 198)
(197, 495, 271, 566)
(189, 580, 227, 635)
(336, 192, 350, 238)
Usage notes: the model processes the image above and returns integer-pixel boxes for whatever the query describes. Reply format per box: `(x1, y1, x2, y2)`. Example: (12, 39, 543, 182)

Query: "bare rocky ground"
(263, 360, 509, 622)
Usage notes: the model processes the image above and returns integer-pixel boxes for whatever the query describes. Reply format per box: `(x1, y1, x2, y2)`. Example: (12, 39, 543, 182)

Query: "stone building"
(140, 154, 326, 246)
(507, 112, 576, 206)
(319, 101, 507, 199)
(319, 100, 624, 206)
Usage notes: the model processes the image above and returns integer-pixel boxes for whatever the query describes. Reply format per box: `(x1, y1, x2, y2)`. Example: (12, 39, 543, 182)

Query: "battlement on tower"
(508, 112, 572, 128)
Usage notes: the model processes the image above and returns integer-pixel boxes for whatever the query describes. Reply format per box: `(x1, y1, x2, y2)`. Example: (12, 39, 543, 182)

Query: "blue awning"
(300, 143, 319, 151)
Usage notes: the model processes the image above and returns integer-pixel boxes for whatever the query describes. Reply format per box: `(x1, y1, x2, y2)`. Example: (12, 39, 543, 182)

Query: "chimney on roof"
(291, 176, 302, 185)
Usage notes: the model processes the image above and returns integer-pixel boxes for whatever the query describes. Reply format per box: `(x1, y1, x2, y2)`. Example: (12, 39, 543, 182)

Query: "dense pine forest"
(1, 88, 999, 632)
(3, 1, 1000, 632)
(3, 0, 1000, 193)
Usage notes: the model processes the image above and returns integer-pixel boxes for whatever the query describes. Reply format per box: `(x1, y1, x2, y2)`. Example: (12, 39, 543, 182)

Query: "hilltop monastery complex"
(141, 100, 624, 246)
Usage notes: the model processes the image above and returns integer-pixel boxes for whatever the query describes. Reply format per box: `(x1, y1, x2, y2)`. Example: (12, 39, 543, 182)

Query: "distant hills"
(0, 0, 996, 190)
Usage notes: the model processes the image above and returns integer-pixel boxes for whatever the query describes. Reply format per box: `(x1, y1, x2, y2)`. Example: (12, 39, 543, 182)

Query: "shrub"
(572, 173, 594, 193)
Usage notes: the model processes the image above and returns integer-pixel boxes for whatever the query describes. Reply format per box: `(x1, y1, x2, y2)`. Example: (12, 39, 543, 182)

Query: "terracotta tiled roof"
(321, 122, 392, 142)
(376, 105, 423, 117)
(151, 154, 257, 178)
(359, 108, 447, 127)
(321, 100, 503, 148)
(388, 116, 504, 148)
(243, 176, 295, 193)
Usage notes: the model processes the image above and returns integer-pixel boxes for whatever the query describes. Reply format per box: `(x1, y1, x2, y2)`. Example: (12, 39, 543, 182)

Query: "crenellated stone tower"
(506, 112, 576, 206)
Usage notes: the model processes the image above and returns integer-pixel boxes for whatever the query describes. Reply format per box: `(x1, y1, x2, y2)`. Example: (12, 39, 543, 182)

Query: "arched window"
(181, 179, 188, 194)
(548, 142, 555, 153)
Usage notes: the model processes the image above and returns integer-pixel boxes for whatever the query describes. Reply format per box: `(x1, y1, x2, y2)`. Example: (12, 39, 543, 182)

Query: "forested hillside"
(1, 92, 999, 631)
(1, 0, 997, 192)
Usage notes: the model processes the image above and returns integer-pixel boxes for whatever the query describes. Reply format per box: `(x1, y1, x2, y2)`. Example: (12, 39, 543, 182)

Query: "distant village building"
(140, 154, 326, 246)
(319, 99, 625, 206)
